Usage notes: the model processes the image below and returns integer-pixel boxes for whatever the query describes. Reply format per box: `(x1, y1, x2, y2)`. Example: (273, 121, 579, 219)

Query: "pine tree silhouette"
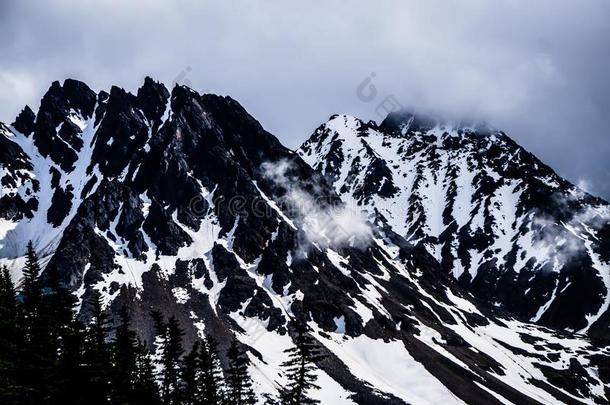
(0, 266, 17, 325)
(111, 305, 139, 404)
(279, 323, 322, 405)
(225, 335, 256, 405)
(165, 316, 185, 404)
(198, 337, 225, 404)
(152, 312, 185, 405)
(19, 241, 42, 330)
(42, 265, 78, 349)
(42, 264, 83, 402)
(133, 339, 161, 405)
(181, 341, 200, 405)
(16, 241, 52, 403)
(0, 266, 19, 402)
(82, 293, 113, 404)
(50, 320, 87, 404)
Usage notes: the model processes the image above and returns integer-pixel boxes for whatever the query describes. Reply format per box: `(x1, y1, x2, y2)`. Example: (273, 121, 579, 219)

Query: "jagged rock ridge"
(0, 79, 609, 404)
(299, 112, 610, 338)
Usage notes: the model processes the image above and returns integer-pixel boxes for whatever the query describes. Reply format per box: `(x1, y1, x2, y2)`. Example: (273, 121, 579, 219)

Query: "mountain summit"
(299, 112, 610, 338)
(1, 79, 609, 403)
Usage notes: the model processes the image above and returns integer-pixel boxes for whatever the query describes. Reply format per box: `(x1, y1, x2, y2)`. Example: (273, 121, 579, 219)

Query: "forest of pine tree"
(0, 242, 323, 404)
(279, 323, 323, 405)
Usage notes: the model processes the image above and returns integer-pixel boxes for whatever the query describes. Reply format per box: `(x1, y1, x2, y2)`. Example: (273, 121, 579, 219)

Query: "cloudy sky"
(1, 0, 609, 198)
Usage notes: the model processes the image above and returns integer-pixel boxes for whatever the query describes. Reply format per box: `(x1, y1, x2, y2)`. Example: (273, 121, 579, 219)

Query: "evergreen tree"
(133, 340, 161, 405)
(181, 341, 200, 405)
(20, 241, 42, 316)
(0, 266, 17, 325)
(50, 320, 88, 404)
(18, 242, 44, 349)
(151, 309, 167, 338)
(181, 337, 226, 405)
(153, 313, 185, 405)
(0, 266, 19, 403)
(82, 293, 113, 405)
(165, 316, 185, 404)
(111, 305, 139, 404)
(42, 264, 84, 403)
(42, 265, 78, 351)
(16, 241, 51, 404)
(225, 335, 256, 405)
(279, 323, 322, 405)
(198, 337, 225, 405)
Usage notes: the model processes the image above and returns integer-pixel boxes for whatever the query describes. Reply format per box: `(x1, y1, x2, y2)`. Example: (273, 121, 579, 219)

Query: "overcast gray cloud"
(1, 0, 609, 198)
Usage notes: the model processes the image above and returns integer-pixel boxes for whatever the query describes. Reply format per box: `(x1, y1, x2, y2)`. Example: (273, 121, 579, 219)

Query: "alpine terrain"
(1, 78, 609, 404)
(299, 113, 610, 338)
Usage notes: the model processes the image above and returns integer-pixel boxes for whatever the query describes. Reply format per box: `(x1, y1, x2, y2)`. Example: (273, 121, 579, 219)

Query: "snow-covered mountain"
(298, 113, 610, 338)
(1, 79, 609, 404)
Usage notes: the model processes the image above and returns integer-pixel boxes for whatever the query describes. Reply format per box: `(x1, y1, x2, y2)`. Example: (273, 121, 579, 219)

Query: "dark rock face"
(31, 80, 96, 172)
(299, 113, 610, 339)
(1, 80, 609, 404)
(12, 105, 36, 136)
(47, 184, 74, 227)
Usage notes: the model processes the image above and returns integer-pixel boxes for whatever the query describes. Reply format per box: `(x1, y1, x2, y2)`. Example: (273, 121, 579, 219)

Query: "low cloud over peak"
(1, 0, 609, 198)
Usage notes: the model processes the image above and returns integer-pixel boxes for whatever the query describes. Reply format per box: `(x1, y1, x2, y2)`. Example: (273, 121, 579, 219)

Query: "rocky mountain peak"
(1, 79, 609, 403)
(137, 76, 170, 125)
(379, 109, 496, 138)
(11, 105, 36, 136)
(300, 110, 610, 338)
